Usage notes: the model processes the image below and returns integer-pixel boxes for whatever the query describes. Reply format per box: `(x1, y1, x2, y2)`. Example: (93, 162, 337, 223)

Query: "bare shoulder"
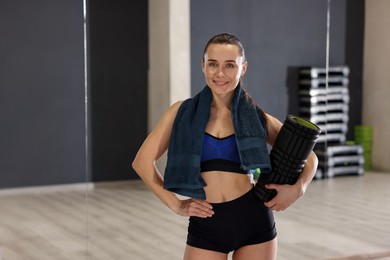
(169, 100, 183, 113)
(264, 113, 283, 146)
(153, 100, 183, 133)
(264, 113, 282, 130)
(135, 100, 184, 161)
(162, 101, 183, 122)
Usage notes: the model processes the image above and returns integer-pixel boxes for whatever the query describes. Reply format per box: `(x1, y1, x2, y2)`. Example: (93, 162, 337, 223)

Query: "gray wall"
(0, 0, 86, 188)
(190, 0, 348, 121)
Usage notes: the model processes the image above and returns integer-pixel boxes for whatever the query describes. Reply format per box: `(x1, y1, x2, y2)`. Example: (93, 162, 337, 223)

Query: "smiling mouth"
(213, 80, 229, 85)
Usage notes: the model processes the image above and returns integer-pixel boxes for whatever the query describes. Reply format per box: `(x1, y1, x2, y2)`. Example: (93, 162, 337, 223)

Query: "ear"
(241, 61, 248, 77)
(201, 59, 206, 74)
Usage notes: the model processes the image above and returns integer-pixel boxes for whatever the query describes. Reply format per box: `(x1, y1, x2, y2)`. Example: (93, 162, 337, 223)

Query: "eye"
(226, 63, 236, 68)
(208, 62, 218, 67)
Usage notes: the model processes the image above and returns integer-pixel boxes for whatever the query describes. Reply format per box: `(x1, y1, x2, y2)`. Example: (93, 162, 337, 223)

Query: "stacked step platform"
(298, 66, 364, 178)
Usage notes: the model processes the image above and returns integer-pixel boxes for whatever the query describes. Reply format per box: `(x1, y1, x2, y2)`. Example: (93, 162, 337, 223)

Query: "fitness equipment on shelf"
(254, 115, 321, 202)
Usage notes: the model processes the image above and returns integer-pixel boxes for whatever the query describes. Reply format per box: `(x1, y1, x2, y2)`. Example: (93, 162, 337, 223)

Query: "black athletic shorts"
(186, 188, 277, 254)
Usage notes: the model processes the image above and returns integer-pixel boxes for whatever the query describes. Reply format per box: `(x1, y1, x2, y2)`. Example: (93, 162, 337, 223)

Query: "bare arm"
(132, 101, 214, 218)
(263, 113, 318, 211)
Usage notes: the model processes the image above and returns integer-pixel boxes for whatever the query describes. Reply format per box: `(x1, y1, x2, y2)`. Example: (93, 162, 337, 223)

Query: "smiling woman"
(132, 32, 318, 260)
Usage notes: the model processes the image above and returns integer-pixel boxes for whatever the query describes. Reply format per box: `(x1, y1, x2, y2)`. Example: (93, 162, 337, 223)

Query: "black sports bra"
(200, 132, 247, 174)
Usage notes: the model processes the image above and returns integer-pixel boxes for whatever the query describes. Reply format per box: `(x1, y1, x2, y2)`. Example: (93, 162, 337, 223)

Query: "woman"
(132, 33, 318, 260)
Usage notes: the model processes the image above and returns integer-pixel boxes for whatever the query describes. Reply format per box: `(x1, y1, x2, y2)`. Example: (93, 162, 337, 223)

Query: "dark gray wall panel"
(0, 0, 85, 188)
(87, 0, 148, 182)
(345, 0, 365, 139)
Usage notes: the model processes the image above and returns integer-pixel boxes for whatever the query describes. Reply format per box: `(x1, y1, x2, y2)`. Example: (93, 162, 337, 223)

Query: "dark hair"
(202, 33, 246, 62)
(203, 33, 268, 128)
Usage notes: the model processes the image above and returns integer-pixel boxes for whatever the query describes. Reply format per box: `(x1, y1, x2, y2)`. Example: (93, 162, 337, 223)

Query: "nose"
(216, 66, 225, 77)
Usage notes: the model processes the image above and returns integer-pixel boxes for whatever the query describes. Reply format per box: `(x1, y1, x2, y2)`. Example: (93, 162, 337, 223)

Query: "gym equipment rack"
(298, 66, 365, 178)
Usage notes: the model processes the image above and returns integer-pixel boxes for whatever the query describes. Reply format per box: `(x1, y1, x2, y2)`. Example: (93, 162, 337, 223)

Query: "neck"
(212, 96, 232, 111)
(211, 90, 235, 110)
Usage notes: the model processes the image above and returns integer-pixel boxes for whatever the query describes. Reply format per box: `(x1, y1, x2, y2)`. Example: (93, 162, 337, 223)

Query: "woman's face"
(202, 43, 247, 96)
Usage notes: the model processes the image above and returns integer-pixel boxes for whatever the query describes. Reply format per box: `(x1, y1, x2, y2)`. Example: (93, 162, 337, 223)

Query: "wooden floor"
(0, 172, 389, 260)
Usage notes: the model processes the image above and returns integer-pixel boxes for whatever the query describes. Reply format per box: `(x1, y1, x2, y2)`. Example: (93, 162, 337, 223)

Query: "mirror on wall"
(0, 0, 88, 259)
(278, 1, 390, 259)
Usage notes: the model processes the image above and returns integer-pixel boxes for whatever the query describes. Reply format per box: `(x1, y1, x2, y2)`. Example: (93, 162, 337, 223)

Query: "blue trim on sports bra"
(201, 133, 241, 163)
(201, 133, 247, 174)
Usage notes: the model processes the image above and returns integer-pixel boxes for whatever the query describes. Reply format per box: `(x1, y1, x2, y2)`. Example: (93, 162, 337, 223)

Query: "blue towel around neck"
(163, 84, 271, 199)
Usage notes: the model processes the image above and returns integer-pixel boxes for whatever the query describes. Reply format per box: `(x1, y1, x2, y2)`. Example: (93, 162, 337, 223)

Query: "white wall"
(148, 0, 191, 132)
(148, 0, 191, 172)
(363, 0, 390, 172)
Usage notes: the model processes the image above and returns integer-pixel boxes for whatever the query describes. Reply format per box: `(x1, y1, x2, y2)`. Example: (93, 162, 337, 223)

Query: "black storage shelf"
(298, 66, 364, 178)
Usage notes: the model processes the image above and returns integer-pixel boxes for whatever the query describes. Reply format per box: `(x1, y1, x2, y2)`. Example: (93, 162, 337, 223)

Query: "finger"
(191, 198, 213, 209)
(264, 198, 276, 208)
(189, 200, 214, 216)
(265, 183, 279, 190)
(191, 199, 214, 213)
(188, 205, 213, 218)
(190, 208, 213, 218)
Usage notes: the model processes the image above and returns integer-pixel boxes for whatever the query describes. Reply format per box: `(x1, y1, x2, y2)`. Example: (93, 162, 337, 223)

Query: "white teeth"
(214, 81, 227, 85)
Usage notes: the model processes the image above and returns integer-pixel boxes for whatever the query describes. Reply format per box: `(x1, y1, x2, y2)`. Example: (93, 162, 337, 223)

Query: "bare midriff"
(201, 171, 254, 203)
